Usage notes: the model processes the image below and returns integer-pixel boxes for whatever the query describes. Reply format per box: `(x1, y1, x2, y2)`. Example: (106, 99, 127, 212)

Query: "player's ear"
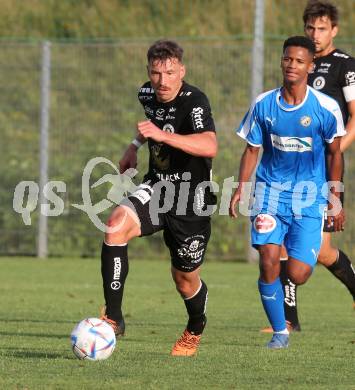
(331, 25, 338, 39)
(146, 64, 150, 77)
(180, 64, 186, 79)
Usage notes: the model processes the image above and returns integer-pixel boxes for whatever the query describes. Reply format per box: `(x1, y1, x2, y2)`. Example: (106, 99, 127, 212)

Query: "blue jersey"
(237, 86, 345, 212)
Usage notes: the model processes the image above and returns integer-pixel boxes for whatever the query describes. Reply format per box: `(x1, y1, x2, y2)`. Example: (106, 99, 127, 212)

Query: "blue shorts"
(250, 203, 325, 267)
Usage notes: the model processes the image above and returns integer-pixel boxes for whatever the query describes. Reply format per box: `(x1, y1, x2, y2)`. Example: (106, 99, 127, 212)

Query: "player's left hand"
(137, 120, 167, 143)
(327, 205, 345, 232)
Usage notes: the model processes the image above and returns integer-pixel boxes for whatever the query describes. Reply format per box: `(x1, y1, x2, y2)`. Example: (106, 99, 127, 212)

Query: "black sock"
(280, 259, 300, 326)
(327, 250, 355, 300)
(184, 280, 208, 335)
(101, 242, 129, 322)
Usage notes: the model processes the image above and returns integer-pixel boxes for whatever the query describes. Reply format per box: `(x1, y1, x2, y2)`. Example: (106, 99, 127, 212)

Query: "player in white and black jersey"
(267, 0, 355, 333)
(309, 47, 355, 125)
(100, 40, 217, 356)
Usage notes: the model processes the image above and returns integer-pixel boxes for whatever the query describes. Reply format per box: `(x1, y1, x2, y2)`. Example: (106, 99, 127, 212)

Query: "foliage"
(0, 0, 354, 40)
(1, 1, 355, 258)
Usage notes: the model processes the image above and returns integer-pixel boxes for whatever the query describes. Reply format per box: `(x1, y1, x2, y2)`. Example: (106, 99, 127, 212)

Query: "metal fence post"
(247, 0, 265, 263)
(37, 40, 51, 258)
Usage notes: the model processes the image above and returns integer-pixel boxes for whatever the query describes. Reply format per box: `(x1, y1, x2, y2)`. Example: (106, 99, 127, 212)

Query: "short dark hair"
(147, 40, 184, 63)
(283, 36, 316, 57)
(303, 0, 339, 27)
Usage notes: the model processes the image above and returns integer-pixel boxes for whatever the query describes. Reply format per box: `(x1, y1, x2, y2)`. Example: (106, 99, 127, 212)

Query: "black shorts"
(323, 190, 344, 233)
(121, 184, 211, 272)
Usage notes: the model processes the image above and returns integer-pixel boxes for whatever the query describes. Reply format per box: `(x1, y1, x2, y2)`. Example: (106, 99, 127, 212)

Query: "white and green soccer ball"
(70, 317, 116, 360)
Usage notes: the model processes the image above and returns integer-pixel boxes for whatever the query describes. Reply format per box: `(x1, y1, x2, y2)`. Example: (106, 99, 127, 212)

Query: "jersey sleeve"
(342, 58, 355, 103)
(236, 101, 263, 147)
(187, 93, 215, 133)
(322, 100, 346, 143)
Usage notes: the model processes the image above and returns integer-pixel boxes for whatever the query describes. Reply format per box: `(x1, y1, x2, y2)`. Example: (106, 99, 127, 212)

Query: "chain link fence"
(2, 38, 355, 259)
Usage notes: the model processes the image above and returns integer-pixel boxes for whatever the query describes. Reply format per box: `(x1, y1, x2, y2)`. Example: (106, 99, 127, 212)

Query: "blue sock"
(258, 278, 286, 332)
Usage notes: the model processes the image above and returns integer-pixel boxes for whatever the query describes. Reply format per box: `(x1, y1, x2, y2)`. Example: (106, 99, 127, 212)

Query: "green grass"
(0, 257, 354, 389)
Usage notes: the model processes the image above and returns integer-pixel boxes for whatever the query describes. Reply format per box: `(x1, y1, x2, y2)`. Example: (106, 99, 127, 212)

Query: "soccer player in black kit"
(262, 0, 355, 333)
(100, 40, 217, 356)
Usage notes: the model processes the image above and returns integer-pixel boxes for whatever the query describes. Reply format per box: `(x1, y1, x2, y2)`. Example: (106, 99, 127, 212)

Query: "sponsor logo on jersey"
(345, 71, 355, 86)
(191, 107, 204, 130)
(318, 63, 331, 73)
(333, 52, 349, 59)
(313, 76, 325, 90)
(144, 106, 154, 116)
(140, 87, 155, 93)
(179, 91, 192, 96)
(271, 134, 312, 152)
(155, 172, 181, 181)
(266, 117, 276, 126)
(139, 95, 153, 101)
(317, 68, 329, 74)
(253, 214, 276, 233)
(169, 107, 176, 112)
(156, 108, 165, 118)
(162, 123, 175, 133)
(300, 116, 311, 127)
(165, 115, 175, 120)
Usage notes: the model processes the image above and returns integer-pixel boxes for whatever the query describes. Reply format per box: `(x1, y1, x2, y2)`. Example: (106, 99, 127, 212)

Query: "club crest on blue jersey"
(300, 116, 312, 127)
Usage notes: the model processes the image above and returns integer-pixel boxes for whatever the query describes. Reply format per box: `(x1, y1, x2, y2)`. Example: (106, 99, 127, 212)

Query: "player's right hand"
(119, 145, 138, 174)
(327, 205, 345, 232)
(229, 190, 241, 218)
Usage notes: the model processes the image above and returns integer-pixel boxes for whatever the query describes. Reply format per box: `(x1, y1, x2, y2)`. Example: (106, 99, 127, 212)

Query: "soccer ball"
(70, 317, 116, 360)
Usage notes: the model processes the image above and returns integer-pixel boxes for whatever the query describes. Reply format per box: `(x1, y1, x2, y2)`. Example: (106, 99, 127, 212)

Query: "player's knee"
(317, 248, 336, 266)
(175, 280, 192, 297)
(105, 208, 135, 244)
(173, 274, 196, 297)
(288, 270, 310, 286)
(316, 252, 327, 265)
(259, 253, 279, 278)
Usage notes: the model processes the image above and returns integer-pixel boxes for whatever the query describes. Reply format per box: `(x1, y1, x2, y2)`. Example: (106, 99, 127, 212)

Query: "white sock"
(275, 328, 289, 335)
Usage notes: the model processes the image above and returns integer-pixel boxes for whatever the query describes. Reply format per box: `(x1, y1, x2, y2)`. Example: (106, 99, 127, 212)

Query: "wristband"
(131, 139, 142, 149)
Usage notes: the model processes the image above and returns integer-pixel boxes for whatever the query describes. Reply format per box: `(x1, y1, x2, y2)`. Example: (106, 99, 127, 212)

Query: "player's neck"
(281, 83, 308, 106)
(314, 44, 336, 59)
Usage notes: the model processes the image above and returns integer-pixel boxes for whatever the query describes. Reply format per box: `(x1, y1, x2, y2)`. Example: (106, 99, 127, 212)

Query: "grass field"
(0, 257, 354, 389)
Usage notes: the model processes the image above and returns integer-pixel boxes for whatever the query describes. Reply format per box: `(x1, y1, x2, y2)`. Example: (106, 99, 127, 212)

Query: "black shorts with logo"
(121, 184, 211, 272)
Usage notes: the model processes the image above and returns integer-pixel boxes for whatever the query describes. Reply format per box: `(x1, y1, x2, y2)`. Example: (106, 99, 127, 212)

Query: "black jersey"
(137, 81, 216, 215)
(308, 48, 355, 124)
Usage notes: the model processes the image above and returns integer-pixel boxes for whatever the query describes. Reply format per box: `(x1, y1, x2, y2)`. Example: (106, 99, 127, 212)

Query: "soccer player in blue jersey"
(273, 0, 355, 333)
(229, 36, 345, 348)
